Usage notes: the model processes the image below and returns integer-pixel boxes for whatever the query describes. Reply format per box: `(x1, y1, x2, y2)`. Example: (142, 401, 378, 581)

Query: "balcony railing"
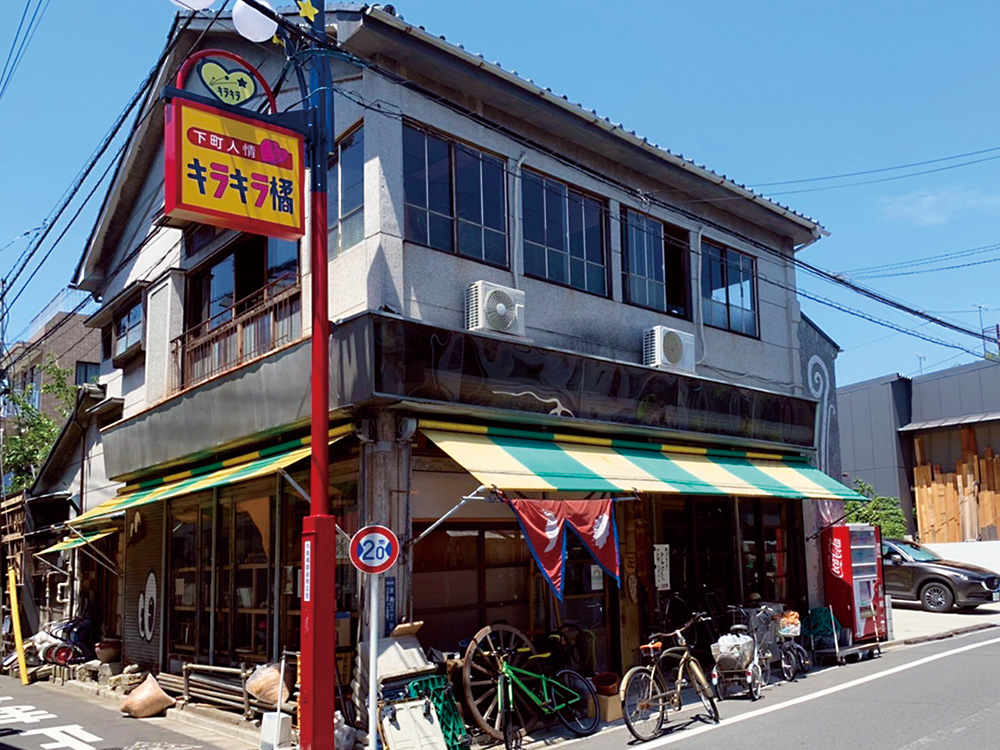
(171, 277, 302, 394)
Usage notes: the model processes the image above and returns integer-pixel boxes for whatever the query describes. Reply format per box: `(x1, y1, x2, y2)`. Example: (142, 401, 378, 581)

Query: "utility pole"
(976, 304, 988, 357)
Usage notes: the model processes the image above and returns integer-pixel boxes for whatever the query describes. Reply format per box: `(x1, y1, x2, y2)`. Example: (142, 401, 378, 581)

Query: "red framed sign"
(164, 97, 305, 240)
(349, 525, 400, 575)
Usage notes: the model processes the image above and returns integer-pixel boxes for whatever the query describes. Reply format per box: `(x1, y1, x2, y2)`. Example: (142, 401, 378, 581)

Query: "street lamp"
(164, 2, 336, 749)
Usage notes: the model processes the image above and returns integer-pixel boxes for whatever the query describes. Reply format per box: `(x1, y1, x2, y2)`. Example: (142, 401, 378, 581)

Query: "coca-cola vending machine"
(822, 524, 886, 641)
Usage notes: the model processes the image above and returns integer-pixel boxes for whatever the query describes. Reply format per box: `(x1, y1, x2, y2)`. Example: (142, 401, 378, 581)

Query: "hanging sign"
(653, 544, 671, 591)
(164, 97, 305, 240)
(350, 525, 400, 575)
(507, 498, 620, 599)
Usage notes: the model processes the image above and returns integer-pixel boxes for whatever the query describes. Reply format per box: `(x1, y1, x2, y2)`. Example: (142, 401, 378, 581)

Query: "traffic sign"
(349, 525, 400, 575)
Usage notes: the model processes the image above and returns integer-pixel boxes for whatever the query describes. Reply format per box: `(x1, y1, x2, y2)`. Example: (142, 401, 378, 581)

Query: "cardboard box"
(597, 693, 622, 723)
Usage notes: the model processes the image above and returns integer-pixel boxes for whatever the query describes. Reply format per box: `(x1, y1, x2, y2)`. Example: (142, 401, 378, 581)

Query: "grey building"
(66, 5, 854, 701)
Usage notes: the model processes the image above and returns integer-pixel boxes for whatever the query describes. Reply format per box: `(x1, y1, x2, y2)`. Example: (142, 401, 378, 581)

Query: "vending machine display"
(822, 523, 887, 641)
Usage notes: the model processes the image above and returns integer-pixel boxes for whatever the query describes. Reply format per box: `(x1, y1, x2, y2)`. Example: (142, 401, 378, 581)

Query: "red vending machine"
(822, 524, 887, 641)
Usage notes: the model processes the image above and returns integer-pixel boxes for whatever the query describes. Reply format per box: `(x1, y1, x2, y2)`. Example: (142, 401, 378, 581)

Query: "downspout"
(693, 227, 707, 365)
(510, 152, 528, 290)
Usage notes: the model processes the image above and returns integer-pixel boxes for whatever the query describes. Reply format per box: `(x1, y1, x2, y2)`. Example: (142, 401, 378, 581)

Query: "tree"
(1, 357, 76, 493)
(844, 478, 908, 539)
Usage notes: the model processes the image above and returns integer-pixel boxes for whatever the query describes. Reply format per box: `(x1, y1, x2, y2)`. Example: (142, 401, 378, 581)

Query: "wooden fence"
(913, 428, 1000, 542)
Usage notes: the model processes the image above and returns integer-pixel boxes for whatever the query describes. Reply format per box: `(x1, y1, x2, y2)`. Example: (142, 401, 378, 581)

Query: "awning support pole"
(280, 468, 351, 542)
(64, 525, 119, 574)
(31, 555, 70, 577)
(75, 542, 122, 578)
(409, 486, 492, 548)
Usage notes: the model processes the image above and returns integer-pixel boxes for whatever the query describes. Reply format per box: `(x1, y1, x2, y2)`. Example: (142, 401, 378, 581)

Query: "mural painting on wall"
(137, 571, 157, 643)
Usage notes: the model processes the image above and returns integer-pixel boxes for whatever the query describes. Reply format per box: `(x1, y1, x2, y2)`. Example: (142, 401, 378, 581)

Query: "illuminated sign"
(164, 97, 305, 240)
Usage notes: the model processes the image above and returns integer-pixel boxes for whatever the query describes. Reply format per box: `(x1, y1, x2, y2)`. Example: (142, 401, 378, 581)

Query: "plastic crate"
(405, 675, 469, 750)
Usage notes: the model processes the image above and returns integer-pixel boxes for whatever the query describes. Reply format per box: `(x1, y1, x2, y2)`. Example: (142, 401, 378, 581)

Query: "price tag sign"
(349, 525, 400, 575)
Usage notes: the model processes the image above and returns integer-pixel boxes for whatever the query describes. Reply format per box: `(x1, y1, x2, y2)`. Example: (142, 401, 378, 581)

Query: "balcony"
(171, 277, 302, 394)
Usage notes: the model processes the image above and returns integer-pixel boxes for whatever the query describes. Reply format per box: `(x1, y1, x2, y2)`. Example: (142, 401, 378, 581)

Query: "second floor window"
(114, 301, 143, 357)
(702, 241, 757, 337)
(623, 209, 689, 317)
(75, 361, 100, 386)
(522, 171, 606, 295)
(328, 127, 365, 257)
(403, 124, 508, 266)
(187, 234, 299, 332)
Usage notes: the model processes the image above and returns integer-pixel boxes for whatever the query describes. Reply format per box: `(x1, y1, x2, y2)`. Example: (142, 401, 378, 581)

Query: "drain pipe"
(693, 227, 707, 365)
(510, 152, 528, 289)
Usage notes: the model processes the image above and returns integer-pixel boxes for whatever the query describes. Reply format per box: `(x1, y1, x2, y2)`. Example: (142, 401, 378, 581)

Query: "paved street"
(547, 627, 1000, 750)
(0, 676, 250, 750)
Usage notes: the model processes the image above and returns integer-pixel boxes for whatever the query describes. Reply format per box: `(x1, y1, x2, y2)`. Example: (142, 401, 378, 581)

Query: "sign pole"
(367, 573, 379, 750)
(7, 568, 28, 685)
(301, 2, 336, 749)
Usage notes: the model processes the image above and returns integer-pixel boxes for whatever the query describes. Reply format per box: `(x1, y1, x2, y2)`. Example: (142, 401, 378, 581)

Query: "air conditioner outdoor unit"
(643, 326, 696, 375)
(465, 281, 526, 337)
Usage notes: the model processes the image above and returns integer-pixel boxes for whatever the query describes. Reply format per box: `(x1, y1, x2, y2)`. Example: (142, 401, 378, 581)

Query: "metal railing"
(171, 277, 302, 394)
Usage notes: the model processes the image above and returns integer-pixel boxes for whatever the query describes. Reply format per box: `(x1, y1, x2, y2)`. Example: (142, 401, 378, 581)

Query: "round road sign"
(349, 525, 400, 575)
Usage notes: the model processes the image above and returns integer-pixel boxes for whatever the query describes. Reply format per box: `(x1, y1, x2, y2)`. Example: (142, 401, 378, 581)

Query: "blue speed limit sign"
(349, 525, 400, 574)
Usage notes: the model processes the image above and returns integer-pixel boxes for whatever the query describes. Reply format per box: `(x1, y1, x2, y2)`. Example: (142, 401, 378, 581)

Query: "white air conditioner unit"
(465, 281, 526, 337)
(643, 326, 696, 375)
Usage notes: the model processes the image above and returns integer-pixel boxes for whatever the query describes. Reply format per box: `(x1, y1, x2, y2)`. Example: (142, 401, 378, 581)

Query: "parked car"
(881, 539, 1000, 612)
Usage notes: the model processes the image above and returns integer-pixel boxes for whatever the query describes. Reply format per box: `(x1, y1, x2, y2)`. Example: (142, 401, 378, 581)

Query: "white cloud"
(881, 188, 1000, 226)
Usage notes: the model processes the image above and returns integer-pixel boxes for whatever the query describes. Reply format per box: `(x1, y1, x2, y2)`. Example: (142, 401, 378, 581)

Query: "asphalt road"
(552, 627, 1000, 750)
(0, 676, 249, 750)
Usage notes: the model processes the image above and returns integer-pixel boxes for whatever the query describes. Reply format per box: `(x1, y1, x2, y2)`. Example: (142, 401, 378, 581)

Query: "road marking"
(619, 633, 1000, 747)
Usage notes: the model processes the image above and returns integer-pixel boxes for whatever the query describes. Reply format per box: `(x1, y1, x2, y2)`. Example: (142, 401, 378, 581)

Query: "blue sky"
(3, 1, 1000, 386)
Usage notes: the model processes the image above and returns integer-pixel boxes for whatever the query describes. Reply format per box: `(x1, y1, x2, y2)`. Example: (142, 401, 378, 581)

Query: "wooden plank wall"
(913, 429, 1000, 542)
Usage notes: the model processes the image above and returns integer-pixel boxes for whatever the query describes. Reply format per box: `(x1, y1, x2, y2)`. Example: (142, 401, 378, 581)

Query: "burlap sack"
(246, 663, 289, 705)
(119, 674, 176, 718)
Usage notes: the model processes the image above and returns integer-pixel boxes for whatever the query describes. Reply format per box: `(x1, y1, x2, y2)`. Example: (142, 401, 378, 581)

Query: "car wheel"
(920, 581, 954, 612)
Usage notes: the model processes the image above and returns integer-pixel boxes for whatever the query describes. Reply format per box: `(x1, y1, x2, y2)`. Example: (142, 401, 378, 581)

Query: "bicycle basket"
(711, 634, 754, 670)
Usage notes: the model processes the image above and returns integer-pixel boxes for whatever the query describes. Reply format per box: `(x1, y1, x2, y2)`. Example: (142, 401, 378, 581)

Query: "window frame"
(75, 361, 100, 386)
(621, 207, 690, 318)
(520, 168, 609, 297)
(701, 240, 759, 338)
(328, 124, 365, 258)
(112, 299, 144, 365)
(402, 121, 510, 269)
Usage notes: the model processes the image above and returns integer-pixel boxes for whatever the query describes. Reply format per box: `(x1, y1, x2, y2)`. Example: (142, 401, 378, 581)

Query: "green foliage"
(844, 478, 909, 539)
(2, 357, 76, 493)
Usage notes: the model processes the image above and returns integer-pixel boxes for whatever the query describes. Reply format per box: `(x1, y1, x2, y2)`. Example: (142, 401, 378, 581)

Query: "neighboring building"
(839, 360, 1000, 542)
(1, 289, 101, 422)
(70, 6, 854, 688)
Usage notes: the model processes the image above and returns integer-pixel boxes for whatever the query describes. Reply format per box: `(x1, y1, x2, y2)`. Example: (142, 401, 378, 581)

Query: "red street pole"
(300, 2, 337, 749)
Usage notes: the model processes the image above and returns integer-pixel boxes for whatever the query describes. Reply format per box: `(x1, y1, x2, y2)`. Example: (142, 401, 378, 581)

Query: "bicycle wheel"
(621, 666, 665, 742)
(554, 669, 600, 737)
(749, 662, 763, 701)
(796, 644, 812, 674)
(687, 659, 719, 724)
(760, 650, 772, 686)
(780, 646, 797, 682)
(500, 674, 522, 750)
(462, 624, 538, 741)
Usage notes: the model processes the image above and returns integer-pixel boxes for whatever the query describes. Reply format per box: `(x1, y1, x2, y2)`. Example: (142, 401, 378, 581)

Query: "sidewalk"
(886, 598, 1000, 644)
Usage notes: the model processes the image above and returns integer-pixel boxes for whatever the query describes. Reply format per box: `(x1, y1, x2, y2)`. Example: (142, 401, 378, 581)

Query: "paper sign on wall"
(653, 544, 671, 591)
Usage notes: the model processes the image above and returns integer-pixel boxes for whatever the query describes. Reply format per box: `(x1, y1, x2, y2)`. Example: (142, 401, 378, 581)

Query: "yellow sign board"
(165, 97, 305, 240)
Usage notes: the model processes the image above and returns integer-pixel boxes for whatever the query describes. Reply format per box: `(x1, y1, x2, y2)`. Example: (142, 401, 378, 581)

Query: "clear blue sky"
(3, 1, 1000, 386)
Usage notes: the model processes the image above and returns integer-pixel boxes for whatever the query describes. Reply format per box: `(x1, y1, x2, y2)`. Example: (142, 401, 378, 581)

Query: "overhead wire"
(0, 0, 51, 107)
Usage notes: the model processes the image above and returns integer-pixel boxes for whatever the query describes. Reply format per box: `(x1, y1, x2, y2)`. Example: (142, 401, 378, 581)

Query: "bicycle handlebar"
(645, 612, 711, 644)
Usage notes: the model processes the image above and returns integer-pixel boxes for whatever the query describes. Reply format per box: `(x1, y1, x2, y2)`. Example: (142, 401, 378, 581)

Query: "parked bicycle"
(488, 642, 600, 750)
(775, 611, 812, 681)
(710, 604, 774, 700)
(620, 613, 719, 741)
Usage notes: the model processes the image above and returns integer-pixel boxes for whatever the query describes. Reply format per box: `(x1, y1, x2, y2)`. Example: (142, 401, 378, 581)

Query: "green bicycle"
(489, 643, 600, 750)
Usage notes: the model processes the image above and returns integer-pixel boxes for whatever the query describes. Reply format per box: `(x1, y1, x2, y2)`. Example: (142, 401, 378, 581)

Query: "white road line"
(633, 633, 1000, 747)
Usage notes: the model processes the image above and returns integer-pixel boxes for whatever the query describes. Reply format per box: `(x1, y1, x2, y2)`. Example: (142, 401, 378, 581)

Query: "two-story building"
(68, 5, 855, 694)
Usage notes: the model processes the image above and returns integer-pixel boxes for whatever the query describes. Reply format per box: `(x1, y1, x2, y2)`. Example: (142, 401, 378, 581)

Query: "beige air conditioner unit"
(465, 281, 526, 337)
(643, 326, 696, 375)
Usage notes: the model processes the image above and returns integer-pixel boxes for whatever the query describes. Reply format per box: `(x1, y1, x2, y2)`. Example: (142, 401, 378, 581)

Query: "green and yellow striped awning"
(420, 423, 860, 501)
(72, 426, 352, 526)
(37, 528, 117, 555)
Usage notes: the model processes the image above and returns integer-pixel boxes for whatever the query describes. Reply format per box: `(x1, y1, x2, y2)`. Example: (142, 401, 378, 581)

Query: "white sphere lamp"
(233, 0, 278, 43)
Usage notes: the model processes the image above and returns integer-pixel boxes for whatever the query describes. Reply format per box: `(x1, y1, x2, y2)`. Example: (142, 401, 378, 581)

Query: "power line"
(0, 0, 50, 107)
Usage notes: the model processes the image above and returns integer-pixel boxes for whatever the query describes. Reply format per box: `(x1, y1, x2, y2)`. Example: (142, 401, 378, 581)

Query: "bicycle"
(775, 612, 812, 681)
(710, 604, 774, 700)
(489, 643, 600, 750)
(620, 613, 720, 741)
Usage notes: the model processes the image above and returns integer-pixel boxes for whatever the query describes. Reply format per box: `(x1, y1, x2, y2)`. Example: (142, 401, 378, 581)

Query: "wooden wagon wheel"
(461, 624, 540, 740)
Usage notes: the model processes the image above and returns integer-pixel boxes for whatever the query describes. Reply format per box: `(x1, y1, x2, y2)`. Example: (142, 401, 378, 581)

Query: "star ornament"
(297, 0, 319, 22)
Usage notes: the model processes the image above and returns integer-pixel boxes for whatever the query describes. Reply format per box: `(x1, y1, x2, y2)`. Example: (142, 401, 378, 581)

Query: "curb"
(883, 621, 1000, 648)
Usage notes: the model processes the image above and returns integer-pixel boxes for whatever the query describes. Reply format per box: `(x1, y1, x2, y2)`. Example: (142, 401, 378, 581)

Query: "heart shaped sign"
(198, 60, 256, 106)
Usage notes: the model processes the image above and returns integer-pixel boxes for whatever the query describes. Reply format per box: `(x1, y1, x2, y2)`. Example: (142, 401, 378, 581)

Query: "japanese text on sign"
(165, 98, 305, 240)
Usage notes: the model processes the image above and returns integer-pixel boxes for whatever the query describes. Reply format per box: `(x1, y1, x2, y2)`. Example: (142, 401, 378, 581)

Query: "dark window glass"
(329, 127, 365, 256)
(114, 301, 143, 356)
(521, 171, 606, 294)
(75, 362, 99, 386)
(623, 209, 688, 317)
(402, 124, 507, 266)
(701, 240, 757, 336)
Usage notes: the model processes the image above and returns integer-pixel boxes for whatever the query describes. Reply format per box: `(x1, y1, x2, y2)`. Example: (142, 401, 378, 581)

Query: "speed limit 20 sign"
(349, 525, 400, 575)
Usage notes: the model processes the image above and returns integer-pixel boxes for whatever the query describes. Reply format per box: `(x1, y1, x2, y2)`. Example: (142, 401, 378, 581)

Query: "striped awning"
(72, 428, 350, 526)
(37, 528, 117, 555)
(421, 425, 860, 501)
